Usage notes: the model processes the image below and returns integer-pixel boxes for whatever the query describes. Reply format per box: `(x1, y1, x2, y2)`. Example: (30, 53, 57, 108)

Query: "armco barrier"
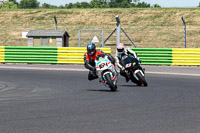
(4, 46, 58, 64)
(57, 47, 111, 64)
(172, 48, 200, 65)
(131, 48, 173, 65)
(0, 47, 200, 65)
(0, 46, 111, 64)
(0, 47, 5, 63)
(131, 48, 200, 66)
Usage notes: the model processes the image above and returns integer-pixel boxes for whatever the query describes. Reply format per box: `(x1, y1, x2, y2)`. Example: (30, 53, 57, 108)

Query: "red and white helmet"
(117, 43, 125, 53)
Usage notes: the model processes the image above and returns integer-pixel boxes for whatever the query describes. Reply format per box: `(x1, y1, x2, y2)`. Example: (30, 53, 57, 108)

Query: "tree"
(65, 3, 73, 9)
(61, 0, 154, 9)
(80, 2, 91, 8)
(198, 2, 200, 7)
(73, 2, 82, 8)
(9, 0, 18, 5)
(59, 5, 65, 9)
(153, 4, 161, 8)
(90, 0, 102, 8)
(19, 0, 40, 9)
(137, 2, 150, 8)
(133, 0, 140, 4)
(42, 3, 58, 8)
(42, 2, 50, 8)
(1, 1, 18, 9)
(121, 0, 131, 8)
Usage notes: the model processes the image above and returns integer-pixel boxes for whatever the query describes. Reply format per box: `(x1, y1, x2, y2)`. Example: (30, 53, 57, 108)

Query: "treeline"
(1, 0, 161, 9)
(65, 0, 161, 8)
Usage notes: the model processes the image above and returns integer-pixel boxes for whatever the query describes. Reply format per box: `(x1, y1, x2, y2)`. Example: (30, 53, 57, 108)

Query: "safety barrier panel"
(0, 47, 200, 65)
(57, 47, 111, 64)
(131, 48, 200, 66)
(0, 47, 5, 63)
(172, 48, 200, 66)
(0, 46, 111, 64)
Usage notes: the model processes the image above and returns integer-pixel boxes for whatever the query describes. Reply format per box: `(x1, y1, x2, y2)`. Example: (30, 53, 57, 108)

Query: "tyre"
(105, 73, 117, 91)
(136, 71, 148, 87)
(129, 71, 141, 86)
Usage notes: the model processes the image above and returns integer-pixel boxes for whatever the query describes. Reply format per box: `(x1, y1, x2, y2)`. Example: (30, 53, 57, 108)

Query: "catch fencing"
(1, 23, 200, 48)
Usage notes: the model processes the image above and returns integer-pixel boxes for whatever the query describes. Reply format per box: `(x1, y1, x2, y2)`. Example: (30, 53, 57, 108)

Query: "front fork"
(102, 70, 117, 85)
(133, 70, 145, 80)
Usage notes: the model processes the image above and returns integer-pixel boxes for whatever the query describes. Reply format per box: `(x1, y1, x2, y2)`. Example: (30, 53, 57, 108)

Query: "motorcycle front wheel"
(136, 71, 148, 87)
(105, 73, 117, 91)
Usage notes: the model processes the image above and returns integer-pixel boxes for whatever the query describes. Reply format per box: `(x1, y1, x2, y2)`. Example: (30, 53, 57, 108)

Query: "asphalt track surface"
(0, 64, 200, 133)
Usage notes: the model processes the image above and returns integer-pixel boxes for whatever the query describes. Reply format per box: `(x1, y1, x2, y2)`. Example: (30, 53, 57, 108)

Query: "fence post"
(116, 16, 120, 45)
(181, 16, 186, 48)
(102, 30, 104, 47)
(78, 30, 81, 47)
(54, 16, 57, 30)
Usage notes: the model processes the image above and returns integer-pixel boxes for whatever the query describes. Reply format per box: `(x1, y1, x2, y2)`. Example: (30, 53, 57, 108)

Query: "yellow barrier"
(1, 46, 199, 66)
(57, 47, 111, 64)
(0, 46, 5, 63)
(172, 48, 200, 65)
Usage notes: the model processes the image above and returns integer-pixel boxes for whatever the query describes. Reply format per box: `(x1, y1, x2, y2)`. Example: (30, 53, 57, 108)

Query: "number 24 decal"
(99, 62, 108, 69)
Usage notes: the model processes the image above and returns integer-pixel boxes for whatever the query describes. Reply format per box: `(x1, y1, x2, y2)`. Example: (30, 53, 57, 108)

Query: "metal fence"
(1, 23, 200, 48)
(78, 29, 104, 47)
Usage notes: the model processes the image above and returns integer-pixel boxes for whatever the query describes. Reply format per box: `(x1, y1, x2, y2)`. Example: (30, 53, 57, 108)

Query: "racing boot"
(124, 72, 129, 82)
(120, 69, 129, 82)
(125, 75, 129, 82)
(88, 71, 98, 81)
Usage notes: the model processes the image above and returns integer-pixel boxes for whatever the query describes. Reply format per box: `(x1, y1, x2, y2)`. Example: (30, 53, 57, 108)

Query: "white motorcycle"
(95, 55, 118, 91)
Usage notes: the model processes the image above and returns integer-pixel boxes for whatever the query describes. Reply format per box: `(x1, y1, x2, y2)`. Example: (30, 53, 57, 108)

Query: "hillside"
(1, 8, 200, 48)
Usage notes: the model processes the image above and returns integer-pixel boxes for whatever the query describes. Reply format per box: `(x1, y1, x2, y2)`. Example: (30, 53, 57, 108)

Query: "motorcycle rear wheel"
(105, 73, 117, 91)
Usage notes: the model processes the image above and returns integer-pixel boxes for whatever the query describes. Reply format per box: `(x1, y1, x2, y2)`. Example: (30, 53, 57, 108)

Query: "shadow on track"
(119, 84, 138, 87)
(87, 89, 119, 92)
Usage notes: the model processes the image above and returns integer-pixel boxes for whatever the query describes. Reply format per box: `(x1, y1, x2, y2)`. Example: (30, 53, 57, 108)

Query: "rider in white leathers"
(115, 43, 140, 82)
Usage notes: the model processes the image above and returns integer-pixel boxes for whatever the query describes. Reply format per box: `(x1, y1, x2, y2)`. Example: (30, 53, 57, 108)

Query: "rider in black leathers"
(84, 43, 115, 81)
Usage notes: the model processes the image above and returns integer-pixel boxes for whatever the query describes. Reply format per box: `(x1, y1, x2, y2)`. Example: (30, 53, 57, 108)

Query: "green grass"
(1, 8, 200, 49)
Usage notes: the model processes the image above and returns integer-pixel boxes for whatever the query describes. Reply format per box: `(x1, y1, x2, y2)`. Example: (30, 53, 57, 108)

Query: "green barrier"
(5, 46, 58, 64)
(3, 46, 111, 64)
(131, 48, 173, 65)
(2, 46, 200, 66)
(131, 48, 200, 66)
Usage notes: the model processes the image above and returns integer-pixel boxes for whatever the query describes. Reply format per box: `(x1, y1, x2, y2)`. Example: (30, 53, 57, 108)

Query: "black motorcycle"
(121, 55, 148, 86)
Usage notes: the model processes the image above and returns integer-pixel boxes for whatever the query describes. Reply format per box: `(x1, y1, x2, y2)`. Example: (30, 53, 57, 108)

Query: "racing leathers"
(115, 48, 140, 82)
(84, 50, 115, 81)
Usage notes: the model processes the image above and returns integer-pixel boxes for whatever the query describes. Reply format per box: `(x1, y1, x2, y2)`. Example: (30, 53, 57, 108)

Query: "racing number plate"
(99, 62, 108, 69)
(125, 63, 131, 68)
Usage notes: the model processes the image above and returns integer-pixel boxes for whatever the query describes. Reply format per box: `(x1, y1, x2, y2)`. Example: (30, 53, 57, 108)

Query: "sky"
(15, 0, 200, 7)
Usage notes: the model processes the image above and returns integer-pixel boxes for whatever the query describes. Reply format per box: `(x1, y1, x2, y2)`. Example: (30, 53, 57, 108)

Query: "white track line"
(0, 66, 200, 77)
(146, 71, 200, 77)
(0, 66, 88, 71)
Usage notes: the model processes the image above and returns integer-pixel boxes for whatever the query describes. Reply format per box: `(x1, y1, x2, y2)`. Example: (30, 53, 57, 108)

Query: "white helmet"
(117, 43, 125, 53)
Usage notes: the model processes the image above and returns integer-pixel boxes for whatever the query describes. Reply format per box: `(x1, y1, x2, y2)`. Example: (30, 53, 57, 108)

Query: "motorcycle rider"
(115, 43, 141, 82)
(84, 43, 115, 81)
